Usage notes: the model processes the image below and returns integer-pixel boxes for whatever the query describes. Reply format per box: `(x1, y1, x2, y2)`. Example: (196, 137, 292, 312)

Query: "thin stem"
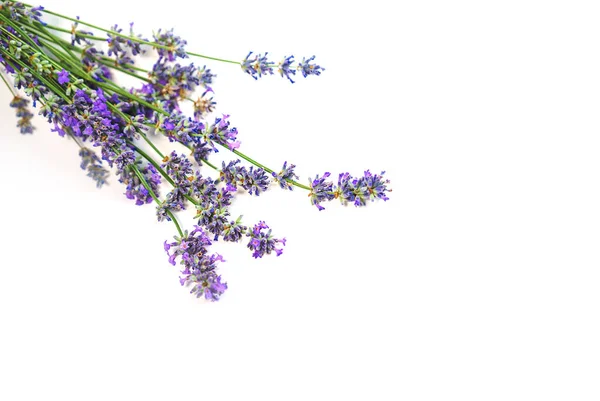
(0, 13, 46, 54)
(0, 26, 186, 238)
(0, 47, 69, 103)
(33, 7, 240, 64)
(137, 132, 165, 159)
(129, 142, 174, 186)
(129, 141, 201, 206)
(35, 23, 81, 64)
(0, 72, 16, 96)
(186, 52, 240, 65)
(5, 11, 310, 192)
(201, 157, 218, 171)
(130, 164, 183, 237)
(43, 23, 101, 41)
(230, 147, 311, 190)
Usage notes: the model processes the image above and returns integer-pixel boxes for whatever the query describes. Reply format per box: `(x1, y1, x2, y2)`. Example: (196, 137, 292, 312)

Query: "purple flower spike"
(246, 221, 285, 258)
(9, 96, 35, 134)
(241, 52, 274, 80)
(331, 170, 392, 207)
(272, 161, 299, 191)
(297, 56, 325, 78)
(79, 148, 110, 188)
(308, 172, 335, 211)
(278, 55, 296, 83)
(153, 28, 187, 61)
(166, 227, 228, 301)
(57, 69, 69, 85)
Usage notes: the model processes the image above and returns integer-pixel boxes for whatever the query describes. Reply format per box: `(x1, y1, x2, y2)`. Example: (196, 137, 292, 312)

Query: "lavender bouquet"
(0, 1, 391, 301)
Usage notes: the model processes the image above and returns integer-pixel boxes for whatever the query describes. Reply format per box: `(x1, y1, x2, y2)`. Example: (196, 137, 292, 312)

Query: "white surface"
(1, 1, 599, 400)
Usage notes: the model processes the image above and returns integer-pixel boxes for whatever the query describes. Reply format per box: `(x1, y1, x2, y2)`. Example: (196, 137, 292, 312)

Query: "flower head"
(246, 221, 285, 258)
(241, 52, 274, 80)
(153, 28, 187, 61)
(278, 55, 296, 83)
(9, 96, 35, 134)
(308, 172, 335, 211)
(193, 89, 216, 121)
(79, 147, 110, 188)
(57, 69, 69, 85)
(272, 161, 299, 190)
(165, 227, 228, 301)
(117, 161, 161, 205)
(297, 56, 324, 78)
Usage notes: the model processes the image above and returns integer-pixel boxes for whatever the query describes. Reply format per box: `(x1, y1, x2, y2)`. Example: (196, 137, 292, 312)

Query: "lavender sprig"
(0, 3, 390, 302)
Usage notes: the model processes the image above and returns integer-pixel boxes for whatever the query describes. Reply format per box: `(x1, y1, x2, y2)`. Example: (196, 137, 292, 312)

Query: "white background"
(1, 0, 599, 400)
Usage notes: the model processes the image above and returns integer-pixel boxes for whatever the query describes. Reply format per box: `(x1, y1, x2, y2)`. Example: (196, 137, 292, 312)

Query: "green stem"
(43, 23, 101, 41)
(34, 22, 81, 64)
(0, 72, 16, 96)
(28, 6, 240, 65)
(4, 12, 310, 192)
(128, 142, 174, 186)
(186, 52, 239, 65)
(200, 156, 218, 171)
(230, 148, 311, 190)
(1, 26, 184, 236)
(130, 164, 183, 237)
(0, 49, 70, 103)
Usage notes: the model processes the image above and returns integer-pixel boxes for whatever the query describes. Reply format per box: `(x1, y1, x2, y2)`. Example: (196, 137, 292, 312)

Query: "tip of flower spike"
(241, 52, 323, 82)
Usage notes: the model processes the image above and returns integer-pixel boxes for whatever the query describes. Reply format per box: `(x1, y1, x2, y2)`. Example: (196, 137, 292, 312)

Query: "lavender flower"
(332, 170, 391, 206)
(153, 28, 187, 61)
(165, 226, 227, 301)
(205, 114, 240, 151)
(117, 162, 161, 205)
(180, 269, 228, 301)
(333, 172, 355, 205)
(23, 6, 45, 24)
(70, 16, 94, 45)
(114, 150, 136, 170)
(195, 201, 230, 239)
(278, 55, 296, 83)
(9, 96, 35, 134)
(193, 89, 216, 121)
(197, 65, 216, 87)
(246, 221, 285, 258)
(272, 161, 299, 190)
(222, 216, 247, 243)
(106, 24, 136, 68)
(0, 4, 389, 302)
(219, 160, 269, 195)
(79, 147, 110, 188)
(297, 56, 324, 78)
(162, 151, 193, 185)
(362, 170, 392, 202)
(220, 159, 243, 187)
(308, 172, 335, 211)
(241, 52, 274, 80)
(243, 166, 270, 196)
(57, 69, 69, 85)
(125, 23, 146, 56)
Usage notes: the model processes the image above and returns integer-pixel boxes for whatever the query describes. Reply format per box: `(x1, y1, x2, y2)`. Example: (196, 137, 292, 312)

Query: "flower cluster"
(79, 147, 110, 188)
(220, 160, 270, 195)
(153, 28, 187, 61)
(9, 96, 34, 134)
(310, 170, 392, 210)
(164, 227, 227, 300)
(247, 221, 286, 258)
(117, 161, 161, 205)
(242, 52, 324, 82)
(272, 161, 299, 191)
(106, 23, 145, 68)
(0, 3, 389, 302)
